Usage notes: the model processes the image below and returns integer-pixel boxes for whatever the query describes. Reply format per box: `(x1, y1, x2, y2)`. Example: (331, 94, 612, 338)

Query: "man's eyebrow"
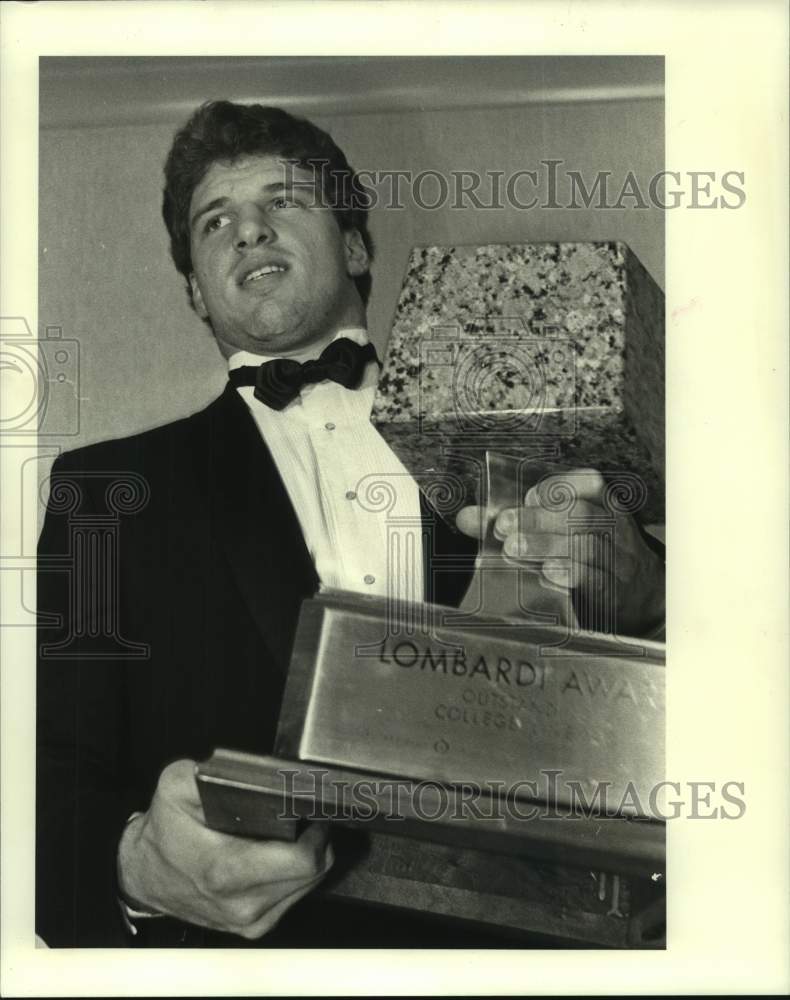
(190, 180, 319, 230)
(190, 197, 228, 230)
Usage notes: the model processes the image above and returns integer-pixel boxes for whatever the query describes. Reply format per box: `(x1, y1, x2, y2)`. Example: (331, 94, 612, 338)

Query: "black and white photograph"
(35, 53, 669, 952)
(1, 2, 787, 996)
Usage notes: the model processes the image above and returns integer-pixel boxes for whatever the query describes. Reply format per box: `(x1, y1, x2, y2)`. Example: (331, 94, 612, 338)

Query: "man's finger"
(538, 558, 574, 591)
(156, 758, 201, 805)
(492, 508, 518, 540)
(456, 505, 488, 539)
(524, 468, 606, 508)
(229, 840, 334, 899)
(224, 821, 333, 886)
(503, 531, 568, 562)
(573, 563, 608, 596)
(542, 559, 606, 593)
(495, 499, 602, 541)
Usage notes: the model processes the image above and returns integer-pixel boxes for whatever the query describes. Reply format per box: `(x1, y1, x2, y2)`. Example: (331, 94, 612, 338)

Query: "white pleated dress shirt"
(228, 327, 424, 604)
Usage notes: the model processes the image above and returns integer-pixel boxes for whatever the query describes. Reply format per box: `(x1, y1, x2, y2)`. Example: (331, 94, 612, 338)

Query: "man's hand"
(118, 759, 333, 940)
(456, 468, 665, 638)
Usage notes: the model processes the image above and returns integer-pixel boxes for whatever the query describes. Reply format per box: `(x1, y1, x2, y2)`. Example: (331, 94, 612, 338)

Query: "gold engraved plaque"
(275, 590, 665, 819)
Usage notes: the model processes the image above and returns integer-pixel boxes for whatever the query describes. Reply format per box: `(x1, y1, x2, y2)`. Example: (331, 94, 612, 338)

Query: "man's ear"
(189, 274, 209, 319)
(343, 229, 369, 278)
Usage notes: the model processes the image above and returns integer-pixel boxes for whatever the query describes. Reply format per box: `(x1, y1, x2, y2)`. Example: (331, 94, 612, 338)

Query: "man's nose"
(234, 206, 275, 251)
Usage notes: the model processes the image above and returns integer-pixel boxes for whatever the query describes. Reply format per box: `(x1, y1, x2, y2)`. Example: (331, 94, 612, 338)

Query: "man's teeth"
(244, 265, 285, 283)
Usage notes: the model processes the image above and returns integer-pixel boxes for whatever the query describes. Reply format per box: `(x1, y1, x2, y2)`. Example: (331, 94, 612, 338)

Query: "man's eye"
(204, 214, 231, 234)
(271, 196, 296, 210)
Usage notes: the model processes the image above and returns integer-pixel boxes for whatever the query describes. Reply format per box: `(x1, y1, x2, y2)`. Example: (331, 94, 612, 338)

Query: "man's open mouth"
(241, 264, 287, 285)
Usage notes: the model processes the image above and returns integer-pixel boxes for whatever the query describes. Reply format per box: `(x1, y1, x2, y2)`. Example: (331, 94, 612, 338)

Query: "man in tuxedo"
(36, 100, 665, 947)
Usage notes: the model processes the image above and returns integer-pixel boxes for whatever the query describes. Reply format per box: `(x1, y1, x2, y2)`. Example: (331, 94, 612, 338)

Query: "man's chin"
(215, 325, 326, 361)
(215, 333, 279, 360)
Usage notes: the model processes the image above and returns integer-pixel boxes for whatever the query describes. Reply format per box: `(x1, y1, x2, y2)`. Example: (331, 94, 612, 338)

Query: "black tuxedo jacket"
(36, 383, 479, 948)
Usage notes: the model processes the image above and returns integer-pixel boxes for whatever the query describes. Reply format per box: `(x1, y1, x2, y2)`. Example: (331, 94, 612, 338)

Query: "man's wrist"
(117, 812, 162, 919)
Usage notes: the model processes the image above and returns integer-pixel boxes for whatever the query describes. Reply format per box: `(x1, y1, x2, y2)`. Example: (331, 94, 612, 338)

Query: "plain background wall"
(39, 57, 664, 453)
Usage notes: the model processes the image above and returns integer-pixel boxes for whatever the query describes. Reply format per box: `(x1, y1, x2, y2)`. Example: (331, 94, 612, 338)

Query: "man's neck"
(226, 327, 370, 369)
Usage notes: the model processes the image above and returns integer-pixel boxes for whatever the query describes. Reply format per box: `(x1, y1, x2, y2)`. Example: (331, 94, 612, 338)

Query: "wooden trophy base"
(196, 750, 665, 948)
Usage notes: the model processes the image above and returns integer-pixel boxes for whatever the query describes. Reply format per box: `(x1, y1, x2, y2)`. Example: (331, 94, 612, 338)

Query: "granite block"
(371, 242, 665, 523)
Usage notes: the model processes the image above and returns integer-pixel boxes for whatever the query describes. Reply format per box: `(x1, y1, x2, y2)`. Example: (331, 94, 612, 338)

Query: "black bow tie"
(228, 338, 379, 410)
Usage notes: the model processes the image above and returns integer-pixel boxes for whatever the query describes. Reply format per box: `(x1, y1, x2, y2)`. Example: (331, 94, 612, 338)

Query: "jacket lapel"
(201, 384, 318, 673)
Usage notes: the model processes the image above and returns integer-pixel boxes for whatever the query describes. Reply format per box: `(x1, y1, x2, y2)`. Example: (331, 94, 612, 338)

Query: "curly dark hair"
(162, 100, 373, 310)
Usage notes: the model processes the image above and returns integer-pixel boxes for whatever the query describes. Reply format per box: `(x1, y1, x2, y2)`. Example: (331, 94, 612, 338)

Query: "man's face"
(188, 155, 369, 359)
